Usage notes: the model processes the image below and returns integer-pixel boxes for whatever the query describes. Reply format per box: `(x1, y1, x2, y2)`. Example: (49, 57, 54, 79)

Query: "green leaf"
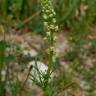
(0, 40, 5, 70)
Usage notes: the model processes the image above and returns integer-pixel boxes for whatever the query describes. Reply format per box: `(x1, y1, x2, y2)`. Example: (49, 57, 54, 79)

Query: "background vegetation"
(0, 0, 96, 96)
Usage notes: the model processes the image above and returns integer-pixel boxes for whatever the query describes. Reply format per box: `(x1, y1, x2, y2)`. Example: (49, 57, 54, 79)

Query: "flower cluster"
(41, 0, 58, 59)
(41, 0, 58, 31)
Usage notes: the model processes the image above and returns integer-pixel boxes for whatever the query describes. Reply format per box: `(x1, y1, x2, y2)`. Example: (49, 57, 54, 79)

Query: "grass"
(0, 0, 96, 96)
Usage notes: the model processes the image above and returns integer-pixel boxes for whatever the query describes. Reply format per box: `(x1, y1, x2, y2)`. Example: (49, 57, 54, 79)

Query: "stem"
(48, 31, 54, 73)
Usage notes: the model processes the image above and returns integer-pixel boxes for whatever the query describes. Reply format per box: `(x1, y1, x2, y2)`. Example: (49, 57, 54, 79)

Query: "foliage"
(0, 0, 96, 96)
(0, 0, 96, 34)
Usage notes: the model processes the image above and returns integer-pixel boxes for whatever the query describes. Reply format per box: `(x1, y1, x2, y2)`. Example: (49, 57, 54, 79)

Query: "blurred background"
(0, 0, 96, 96)
(0, 0, 96, 34)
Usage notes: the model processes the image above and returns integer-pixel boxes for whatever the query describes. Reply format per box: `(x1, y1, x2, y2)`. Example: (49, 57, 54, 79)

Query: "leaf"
(0, 40, 5, 70)
(0, 40, 6, 95)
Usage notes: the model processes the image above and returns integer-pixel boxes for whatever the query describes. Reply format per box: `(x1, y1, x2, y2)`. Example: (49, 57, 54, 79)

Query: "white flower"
(54, 36, 57, 41)
(55, 26, 59, 31)
(50, 24, 55, 29)
(46, 31, 51, 36)
(49, 46, 55, 51)
(49, 13, 54, 17)
(46, 10, 50, 13)
(52, 18, 56, 23)
(51, 9, 56, 15)
(44, 22, 48, 26)
(43, 14, 47, 19)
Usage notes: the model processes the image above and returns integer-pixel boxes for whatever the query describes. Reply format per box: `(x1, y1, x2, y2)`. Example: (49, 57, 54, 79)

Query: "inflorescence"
(41, 0, 58, 62)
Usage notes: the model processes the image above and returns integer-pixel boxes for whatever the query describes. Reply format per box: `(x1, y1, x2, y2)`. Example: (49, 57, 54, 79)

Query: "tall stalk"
(41, 0, 58, 91)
